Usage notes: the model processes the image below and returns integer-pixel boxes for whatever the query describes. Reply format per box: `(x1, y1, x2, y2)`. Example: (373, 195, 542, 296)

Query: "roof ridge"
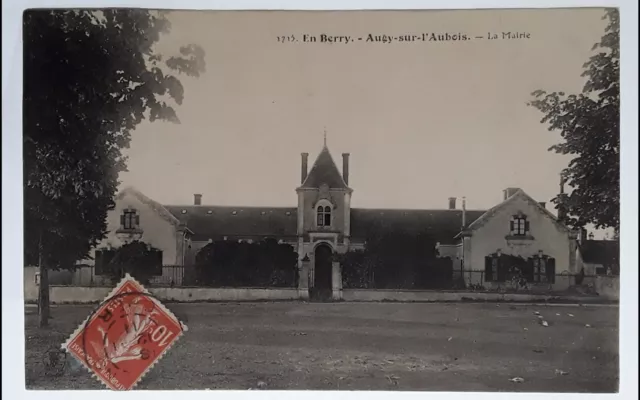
(462, 189, 570, 235)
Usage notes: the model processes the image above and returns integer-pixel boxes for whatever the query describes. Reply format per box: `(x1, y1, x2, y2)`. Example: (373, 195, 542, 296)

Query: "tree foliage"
(195, 239, 298, 287)
(528, 9, 619, 230)
(23, 9, 205, 325)
(96, 241, 163, 285)
(338, 230, 451, 289)
(337, 249, 373, 289)
(23, 10, 205, 268)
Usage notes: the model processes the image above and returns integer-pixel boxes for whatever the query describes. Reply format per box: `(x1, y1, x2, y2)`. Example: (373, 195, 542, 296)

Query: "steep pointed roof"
(116, 186, 188, 230)
(455, 188, 571, 238)
(300, 145, 349, 189)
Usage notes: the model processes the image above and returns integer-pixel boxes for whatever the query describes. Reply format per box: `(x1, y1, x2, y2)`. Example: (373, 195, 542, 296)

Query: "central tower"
(296, 143, 353, 264)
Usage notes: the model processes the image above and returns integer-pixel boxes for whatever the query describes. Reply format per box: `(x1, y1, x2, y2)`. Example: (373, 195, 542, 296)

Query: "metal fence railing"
(34, 265, 609, 292)
(42, 265, 294, 288)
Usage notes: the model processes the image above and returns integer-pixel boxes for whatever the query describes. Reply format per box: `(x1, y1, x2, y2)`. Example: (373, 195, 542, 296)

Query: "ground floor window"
(484, 256, 508, 282)
(531, 256, 556, 283)
(484, 254, 556, 284)
(533, 258, 547, 282)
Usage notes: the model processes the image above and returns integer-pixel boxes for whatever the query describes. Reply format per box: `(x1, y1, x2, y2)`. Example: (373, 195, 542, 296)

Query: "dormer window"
(317, 205, 331, 227)
(120, 208, 139, 230)
(510, 214, 529, 236)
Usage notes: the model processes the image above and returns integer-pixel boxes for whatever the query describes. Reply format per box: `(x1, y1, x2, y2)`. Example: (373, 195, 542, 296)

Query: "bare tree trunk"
(38, 231, 50, 328)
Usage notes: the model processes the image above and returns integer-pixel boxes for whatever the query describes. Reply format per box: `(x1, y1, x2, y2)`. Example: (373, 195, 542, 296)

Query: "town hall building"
(91, 143, 585, 293)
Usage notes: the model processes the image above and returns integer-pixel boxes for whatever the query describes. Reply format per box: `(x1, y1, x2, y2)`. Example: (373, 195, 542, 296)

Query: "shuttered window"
(511, 215, 529, 236)
(532, 257, 556, 283)
(151, 250, 163, 275)
(546, 258, 556, 283)
(485, 256, 492, 282)
(120, 209, 139, 230)
(485, 256, 502, 282)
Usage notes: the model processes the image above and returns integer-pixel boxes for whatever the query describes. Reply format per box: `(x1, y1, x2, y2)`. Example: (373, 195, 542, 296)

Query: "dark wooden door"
(311, 244, 333, 301)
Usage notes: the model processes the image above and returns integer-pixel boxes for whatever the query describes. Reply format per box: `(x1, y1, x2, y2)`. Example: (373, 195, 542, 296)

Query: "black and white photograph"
(3, 1, 637, 396)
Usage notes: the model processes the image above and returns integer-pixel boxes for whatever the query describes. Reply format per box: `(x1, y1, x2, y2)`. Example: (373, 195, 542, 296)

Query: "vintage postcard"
(20, 6, 623, 393)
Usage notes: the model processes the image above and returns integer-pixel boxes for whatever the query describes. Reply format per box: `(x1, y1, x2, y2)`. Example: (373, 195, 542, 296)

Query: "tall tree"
(23, 10, 205, 326)
(528, 9, 619, 231)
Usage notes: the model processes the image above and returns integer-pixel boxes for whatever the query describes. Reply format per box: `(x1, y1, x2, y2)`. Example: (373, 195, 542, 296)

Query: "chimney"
(301, 153, 309, 183)
(580, 228, 588, 243)
(194, 194, 202, 206)
(462, 197, 467, 227)
(342, 153, 350, 185)
(557, 174, 567, 221)
(448, 197, 457, 210)
(538, 202, 546, 209)
(503, 187, 521, 200)
(557, 203, 567, 221)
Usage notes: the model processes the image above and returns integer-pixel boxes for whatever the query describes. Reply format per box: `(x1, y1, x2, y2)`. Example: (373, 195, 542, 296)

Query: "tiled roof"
(350, 208, 486, 244)
(164, 205, 298, 241)
(300, 146, 349, 189)
(580, 240, 619, 265)
(163, 204, 484, 244)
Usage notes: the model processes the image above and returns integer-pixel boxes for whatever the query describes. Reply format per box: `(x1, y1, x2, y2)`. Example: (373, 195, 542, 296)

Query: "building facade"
(91, 144, 582, 290)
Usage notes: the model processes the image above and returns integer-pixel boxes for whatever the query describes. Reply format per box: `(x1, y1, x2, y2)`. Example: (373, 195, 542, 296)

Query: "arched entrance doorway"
(311, 243, 333, 301)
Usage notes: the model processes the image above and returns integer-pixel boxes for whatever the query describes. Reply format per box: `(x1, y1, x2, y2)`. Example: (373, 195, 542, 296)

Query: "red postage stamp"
(62, 274, 187, 390)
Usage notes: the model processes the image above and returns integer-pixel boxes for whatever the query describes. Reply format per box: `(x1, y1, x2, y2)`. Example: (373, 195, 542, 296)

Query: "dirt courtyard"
(24, 301, 618, 392)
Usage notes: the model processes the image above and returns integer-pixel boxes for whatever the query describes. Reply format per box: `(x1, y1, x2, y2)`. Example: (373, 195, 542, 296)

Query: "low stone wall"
(50, 286, 113, 304)
(24, 267, 39, 302)
(150, 287, 300, 302)
(594, 276, 620, 300)
(23, 278, 619, 304)
(342, 289, 611, 303)
(24, 285, 300, 304)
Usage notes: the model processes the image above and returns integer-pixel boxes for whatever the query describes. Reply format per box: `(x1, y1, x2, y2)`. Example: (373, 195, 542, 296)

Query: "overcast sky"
(120, 8, 609, 220)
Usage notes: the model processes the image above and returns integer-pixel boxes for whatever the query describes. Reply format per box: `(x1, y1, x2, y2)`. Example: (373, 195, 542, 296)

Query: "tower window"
(317, 205, 332, 227)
